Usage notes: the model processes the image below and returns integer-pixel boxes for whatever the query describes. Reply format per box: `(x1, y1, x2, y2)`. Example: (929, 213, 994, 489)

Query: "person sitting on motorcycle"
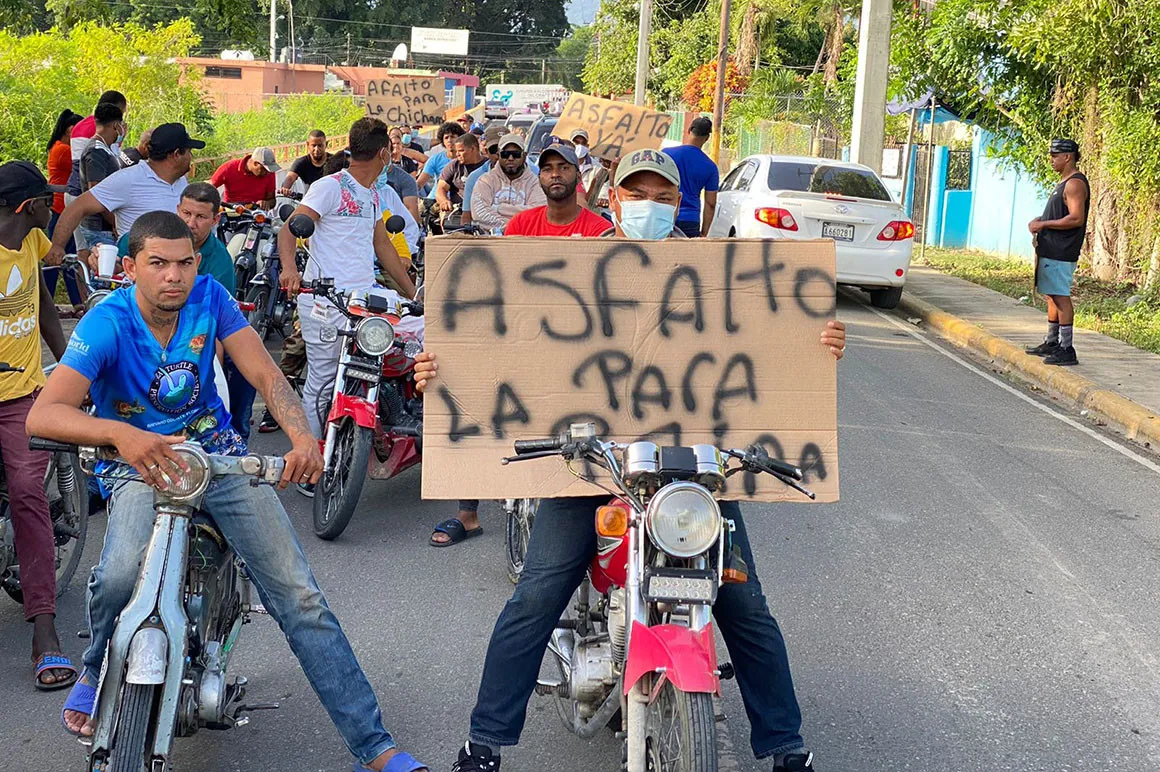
(390, 125, 428, 177)
(416, 121, 465, 203)
(468, 133, 546, 234)
(27, 210, 429, 772)
(0, 161, 73, 691)
(436, 134, 488, 215)
(211, 146, 279, 210)
(277, 118, 419, 496)
(412, 149, 846, 772)
(279, 130, 330, 195)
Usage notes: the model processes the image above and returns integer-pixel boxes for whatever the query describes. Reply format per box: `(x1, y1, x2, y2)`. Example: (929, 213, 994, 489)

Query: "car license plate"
(822, 222, 854, 241)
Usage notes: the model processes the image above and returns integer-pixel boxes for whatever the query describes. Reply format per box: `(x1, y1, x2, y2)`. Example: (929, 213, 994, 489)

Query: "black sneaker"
(1025, 340, 1061, 357)
(1044, 346, 1078, 366)
(257, 410, 281, 433)
(773, 752, 814, 770)
(296, 482, 315, 498)
(452, 742, 500, 772)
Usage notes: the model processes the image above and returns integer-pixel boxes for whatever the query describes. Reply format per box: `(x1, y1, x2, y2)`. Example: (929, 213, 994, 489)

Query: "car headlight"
(355, 317, 395, 356)
(645, 482, 721, 558)
(163, 444, 211, 503)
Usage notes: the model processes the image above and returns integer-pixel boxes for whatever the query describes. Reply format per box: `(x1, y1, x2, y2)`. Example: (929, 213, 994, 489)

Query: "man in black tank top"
(1026, 139, 1089, 366)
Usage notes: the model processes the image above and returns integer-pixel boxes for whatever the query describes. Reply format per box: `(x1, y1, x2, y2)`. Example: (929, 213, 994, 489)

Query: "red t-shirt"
(210, 155, 276, 204)
(504, 206, 611, 237)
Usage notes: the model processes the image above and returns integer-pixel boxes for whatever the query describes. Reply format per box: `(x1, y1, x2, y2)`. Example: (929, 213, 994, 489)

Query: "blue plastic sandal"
(61, 678, 96, 735)
(352, 751, 428, 772)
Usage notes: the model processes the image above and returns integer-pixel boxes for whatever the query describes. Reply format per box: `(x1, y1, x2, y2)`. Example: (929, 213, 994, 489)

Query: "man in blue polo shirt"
(29, 210, 428, 772)
(663, 116, 720, 237)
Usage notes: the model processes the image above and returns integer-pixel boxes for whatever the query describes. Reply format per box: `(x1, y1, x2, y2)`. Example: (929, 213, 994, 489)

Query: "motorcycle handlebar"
(28, 437, 79, 454)
(514, 436, 565, 454)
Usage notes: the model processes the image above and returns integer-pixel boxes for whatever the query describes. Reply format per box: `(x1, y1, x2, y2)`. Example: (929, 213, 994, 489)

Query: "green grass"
(917, 247, 1160, 355)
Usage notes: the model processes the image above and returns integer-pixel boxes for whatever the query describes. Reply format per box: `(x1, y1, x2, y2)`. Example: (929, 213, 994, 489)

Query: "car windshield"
(507, 115, 536, 128)
(527, 119, 559, 157)
(767, 161, 891, 201)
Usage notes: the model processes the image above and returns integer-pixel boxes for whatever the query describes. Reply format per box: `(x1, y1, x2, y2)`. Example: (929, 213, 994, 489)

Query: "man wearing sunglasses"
(469, 133, 546, 234)
(0, 161, 73, 692)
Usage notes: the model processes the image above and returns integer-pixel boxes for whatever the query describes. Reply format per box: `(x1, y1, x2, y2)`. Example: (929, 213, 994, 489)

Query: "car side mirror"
(288, 214, 315, 239)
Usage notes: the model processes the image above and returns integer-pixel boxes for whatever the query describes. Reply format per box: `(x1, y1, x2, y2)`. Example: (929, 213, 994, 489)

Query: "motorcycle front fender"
(125, 627, 167, 684)
(622, 621, 719, 696)
(328, 391, 379, 430)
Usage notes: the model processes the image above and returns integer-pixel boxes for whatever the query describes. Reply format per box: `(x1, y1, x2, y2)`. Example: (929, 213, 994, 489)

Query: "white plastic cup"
(97, 244, 118, 277)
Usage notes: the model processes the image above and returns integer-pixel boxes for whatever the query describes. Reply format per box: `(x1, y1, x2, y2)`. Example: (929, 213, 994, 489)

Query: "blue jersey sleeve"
(59, 305, 117, 382)
(209, 278, 249, 341)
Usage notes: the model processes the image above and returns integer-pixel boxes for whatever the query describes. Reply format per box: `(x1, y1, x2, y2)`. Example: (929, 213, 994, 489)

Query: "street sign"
(411, 27, 470, 56)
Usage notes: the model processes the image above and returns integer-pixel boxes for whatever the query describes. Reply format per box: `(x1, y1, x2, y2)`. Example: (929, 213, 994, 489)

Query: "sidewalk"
(899, 266, 1160, 447)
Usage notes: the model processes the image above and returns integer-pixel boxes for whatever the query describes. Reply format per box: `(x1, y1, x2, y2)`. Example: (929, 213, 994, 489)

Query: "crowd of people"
(1, 93, 850, 772)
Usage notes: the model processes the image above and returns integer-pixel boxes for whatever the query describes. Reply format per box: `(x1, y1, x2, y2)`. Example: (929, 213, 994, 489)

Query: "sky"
(567, 0, 599, 25)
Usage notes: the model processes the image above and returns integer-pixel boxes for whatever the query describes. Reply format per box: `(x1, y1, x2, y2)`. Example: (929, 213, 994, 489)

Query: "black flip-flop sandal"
(34, 651, 78, 692)
(429, 518, 483, 547)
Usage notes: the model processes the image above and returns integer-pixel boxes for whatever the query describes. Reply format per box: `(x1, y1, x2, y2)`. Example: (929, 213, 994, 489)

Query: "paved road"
(4, 295, 1160, 771)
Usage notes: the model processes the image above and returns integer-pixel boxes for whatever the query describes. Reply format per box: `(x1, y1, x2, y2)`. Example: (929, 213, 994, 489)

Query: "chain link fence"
(721, 92, 847, 172)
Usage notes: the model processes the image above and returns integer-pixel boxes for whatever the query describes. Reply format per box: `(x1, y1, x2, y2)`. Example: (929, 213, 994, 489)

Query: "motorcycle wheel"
(106, 683, 157, 772)
(643, 678, 718, 772)
(312, 420, 373, 540)
(3, 452, 89, 604)
(504, 498, 538, 584)
(244, 284, 271, 340)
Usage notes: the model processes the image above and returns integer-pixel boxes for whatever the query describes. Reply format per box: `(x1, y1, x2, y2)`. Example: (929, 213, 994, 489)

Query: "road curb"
(895, 292, 1160, 450)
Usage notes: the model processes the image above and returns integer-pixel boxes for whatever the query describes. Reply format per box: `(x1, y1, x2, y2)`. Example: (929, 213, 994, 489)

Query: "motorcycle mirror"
(288, 214, 315, 239)
(319, 325, 338, 343)
(385, 215, 407, 234)
(278, 203, 295, 222)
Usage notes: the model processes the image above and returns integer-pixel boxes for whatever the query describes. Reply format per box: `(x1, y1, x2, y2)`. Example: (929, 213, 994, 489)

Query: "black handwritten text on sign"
(366, 78, 444, 125)
(421, 237, 840, 503)
(552, 94, 674, 161)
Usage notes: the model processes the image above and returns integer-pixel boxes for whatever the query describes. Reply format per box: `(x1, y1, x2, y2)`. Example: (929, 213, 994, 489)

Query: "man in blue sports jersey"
(27, 211, 428, 772)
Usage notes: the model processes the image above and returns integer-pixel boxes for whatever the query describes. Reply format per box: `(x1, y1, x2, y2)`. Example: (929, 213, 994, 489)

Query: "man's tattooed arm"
(262, 372, 313, 441)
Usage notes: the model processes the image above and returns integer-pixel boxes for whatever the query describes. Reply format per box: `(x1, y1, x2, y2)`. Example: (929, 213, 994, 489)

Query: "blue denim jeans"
(224, 357, 257, 440)
(469, 496, 804, 760)
(82, 475, 396, 764)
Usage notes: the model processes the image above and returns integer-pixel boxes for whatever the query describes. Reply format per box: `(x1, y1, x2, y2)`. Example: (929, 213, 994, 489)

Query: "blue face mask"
(402, 133, 412, 145)
(614, 199, 677, 240)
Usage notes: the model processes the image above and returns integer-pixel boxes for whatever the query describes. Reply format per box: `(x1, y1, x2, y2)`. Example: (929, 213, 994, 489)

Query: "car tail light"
(877, 221, 915, 241)
(755, 207, 798, 231)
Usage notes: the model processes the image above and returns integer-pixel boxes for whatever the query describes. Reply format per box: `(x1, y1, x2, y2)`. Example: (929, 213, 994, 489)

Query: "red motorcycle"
(506, 423, 814, 772)
(301, 275, 424, 540)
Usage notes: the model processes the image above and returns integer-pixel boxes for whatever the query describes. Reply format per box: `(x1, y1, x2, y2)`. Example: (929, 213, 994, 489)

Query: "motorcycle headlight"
(163, 444, 211, 503)
(355, 317, 395, 356)
(645, 482, 722, 558)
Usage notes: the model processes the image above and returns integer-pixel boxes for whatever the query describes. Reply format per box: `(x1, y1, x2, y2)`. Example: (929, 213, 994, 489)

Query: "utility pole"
(633, 0, 653, 105)
(346, 32, 351, 66)
(849, 0, 892, 171)
(542, 58, 547, 81)
(709, 0, 732, 163)
(268, 0, 277, 62)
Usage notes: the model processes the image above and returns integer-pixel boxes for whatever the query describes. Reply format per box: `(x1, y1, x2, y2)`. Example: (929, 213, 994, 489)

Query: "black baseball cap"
(0, 161, 66, 210)
(689, 117, 713, 137)
(539, 144, 579, 168)
(1049, 138, 1079, 155)
(150, 123, 206, 155)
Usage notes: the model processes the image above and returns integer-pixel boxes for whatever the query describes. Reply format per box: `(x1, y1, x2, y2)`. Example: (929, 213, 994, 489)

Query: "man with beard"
(469, 133, 545, 233)
(280, 129, 330, 194)
(46, 123, 201, 268)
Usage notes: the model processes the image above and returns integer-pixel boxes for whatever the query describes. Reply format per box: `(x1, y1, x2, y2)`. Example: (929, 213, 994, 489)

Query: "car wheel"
(869, 286, 903, 309)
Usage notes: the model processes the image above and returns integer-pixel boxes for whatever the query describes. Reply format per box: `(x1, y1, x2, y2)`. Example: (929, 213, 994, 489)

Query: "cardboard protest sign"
(552, 94, 674, 160)
(366, 77, 444, 125)
(422, 237, 840, 503)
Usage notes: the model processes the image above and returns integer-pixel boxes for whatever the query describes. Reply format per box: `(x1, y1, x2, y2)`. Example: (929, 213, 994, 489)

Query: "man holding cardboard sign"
(416, 151, 844, 772)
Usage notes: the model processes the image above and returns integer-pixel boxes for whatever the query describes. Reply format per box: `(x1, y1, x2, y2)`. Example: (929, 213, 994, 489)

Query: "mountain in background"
(567, 0, 599, 25)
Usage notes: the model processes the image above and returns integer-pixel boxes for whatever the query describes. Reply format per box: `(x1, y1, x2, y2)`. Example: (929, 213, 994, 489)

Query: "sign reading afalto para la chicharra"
(421, 237, 840, 503)
(366, 77, 444, 125)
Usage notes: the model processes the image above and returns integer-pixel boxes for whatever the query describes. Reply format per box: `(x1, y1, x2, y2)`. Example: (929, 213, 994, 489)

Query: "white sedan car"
(708, 154, 914, 309)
